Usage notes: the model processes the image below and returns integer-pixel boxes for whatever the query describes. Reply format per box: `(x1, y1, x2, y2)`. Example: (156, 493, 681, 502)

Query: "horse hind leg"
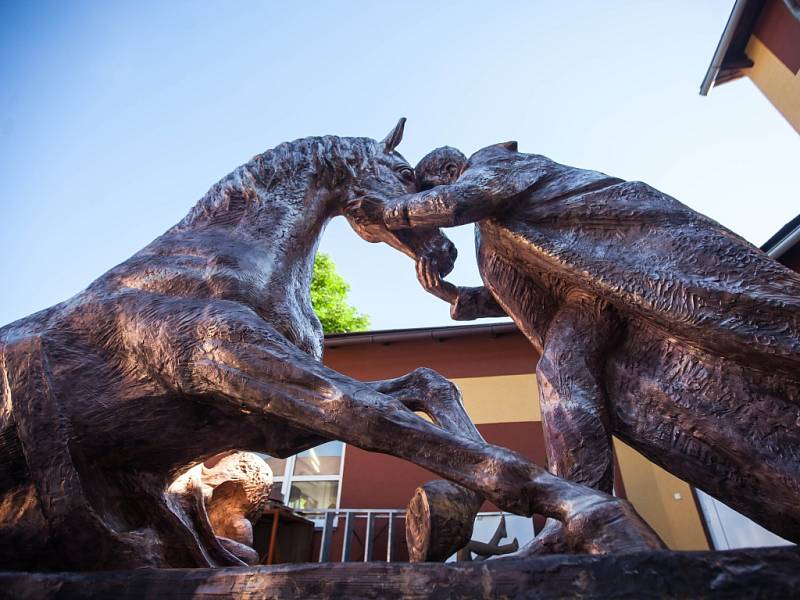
(4, 336, 171, 569)
(5, 337, 217, 569)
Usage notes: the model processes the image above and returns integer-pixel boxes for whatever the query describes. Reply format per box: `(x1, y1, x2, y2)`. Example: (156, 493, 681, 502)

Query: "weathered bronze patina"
(169, 451, 273, 565)
(0, 122, 660, 570)
(367, 141, 800, 550)
(3, 546, 800, 599)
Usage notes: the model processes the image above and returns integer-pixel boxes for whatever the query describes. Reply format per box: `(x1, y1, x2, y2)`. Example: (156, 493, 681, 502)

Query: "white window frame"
(271, 443, 346, 512)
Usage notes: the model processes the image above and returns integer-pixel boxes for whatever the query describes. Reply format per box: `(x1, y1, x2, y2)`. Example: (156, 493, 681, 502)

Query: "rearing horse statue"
(0, 120, 661, 570)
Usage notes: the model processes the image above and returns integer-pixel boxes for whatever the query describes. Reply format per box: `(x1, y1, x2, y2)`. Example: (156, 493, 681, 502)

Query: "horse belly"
(476, 227, 564, 354)
(607, 322, 800, 541)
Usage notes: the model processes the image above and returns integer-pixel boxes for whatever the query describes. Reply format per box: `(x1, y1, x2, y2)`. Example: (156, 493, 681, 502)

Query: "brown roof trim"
(324, 321, 519, 348)
(700, 0, 764, 95)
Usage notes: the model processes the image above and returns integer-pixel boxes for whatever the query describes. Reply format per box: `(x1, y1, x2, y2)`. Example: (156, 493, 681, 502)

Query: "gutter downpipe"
(700, 0, 751, 96)
(766, 225, 800, 259)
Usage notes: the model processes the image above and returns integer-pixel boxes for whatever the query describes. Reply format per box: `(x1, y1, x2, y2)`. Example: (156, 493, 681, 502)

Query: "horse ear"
(381, 117, 406, 153)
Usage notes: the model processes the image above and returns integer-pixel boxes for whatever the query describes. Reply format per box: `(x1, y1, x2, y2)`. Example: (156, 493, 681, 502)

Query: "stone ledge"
(1, 546, 798, 599)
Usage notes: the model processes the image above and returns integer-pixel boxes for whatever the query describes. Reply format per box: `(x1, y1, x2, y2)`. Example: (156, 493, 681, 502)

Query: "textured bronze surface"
(2, 546, 799, 599)
(383, 142, 800, 547)
(0, 122, 660, 571)
(169, 451, 273, 565)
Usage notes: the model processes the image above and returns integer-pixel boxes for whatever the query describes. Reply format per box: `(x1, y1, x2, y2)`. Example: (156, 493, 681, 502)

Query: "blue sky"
(1, 1, 798, 330)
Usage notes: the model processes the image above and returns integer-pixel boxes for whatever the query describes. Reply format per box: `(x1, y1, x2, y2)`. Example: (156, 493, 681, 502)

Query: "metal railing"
(299, 508, 406, 562)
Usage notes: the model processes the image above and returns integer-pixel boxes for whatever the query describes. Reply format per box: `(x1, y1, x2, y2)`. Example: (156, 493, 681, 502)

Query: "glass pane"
(257, 453, 287, 478)
(288, 480, 339, 510)
(293, 441, 343, 476)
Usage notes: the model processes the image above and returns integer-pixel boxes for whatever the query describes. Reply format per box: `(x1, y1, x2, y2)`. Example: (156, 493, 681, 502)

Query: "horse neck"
(242, 183, 331, 278)
(260, 201, 328, 300)
(176, 171, 337, 299)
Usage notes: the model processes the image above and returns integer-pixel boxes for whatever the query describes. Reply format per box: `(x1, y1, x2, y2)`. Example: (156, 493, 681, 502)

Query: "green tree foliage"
(311, 253, 370, 334)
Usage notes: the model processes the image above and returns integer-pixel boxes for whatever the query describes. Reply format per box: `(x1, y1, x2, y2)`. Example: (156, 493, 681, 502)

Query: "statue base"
(2, 546, 798, 599)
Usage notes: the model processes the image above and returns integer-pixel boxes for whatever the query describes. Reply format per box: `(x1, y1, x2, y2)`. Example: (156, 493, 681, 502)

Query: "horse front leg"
(183, 323, 663, 554)
(366, 368, 481, 441)
(366, 369, 484, 561)
(519, 292, 666, 555)
(538, 292, 617, 493)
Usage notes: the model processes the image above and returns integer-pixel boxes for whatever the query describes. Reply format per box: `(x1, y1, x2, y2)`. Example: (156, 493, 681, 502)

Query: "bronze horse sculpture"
(0, 121, 661, 570)
(358, 140, 800, 549)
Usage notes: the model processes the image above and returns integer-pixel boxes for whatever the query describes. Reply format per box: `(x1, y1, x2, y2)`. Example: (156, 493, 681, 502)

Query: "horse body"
(473, 176, 800, 543)
(608, 319, 800, 539)
(0, 145, 335, 568)
(382, 141, 800, 546)
(0, 130, 425, 568)
(1, 150, 331, 475)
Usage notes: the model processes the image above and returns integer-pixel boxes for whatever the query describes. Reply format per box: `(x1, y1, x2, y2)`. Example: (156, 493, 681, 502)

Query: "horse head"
(343, 118, 457, 278)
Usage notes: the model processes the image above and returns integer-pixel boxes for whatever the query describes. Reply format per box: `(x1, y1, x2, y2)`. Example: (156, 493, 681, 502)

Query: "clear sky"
(1, 1, 798, 330)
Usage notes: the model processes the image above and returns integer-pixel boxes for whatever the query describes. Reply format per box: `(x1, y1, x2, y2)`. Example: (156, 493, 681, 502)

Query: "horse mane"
(176, 136, 380, 229)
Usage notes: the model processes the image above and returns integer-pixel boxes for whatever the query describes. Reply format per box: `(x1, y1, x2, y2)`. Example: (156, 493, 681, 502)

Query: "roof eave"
(324, 321, 519, 348)
(700, 0, 755, 96)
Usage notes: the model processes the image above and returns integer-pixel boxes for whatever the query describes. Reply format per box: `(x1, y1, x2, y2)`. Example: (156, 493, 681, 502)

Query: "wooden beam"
(2, 547, 798, 599)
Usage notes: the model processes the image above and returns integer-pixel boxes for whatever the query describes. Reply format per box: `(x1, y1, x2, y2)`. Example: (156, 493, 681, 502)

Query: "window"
(261, 441, 345, 511)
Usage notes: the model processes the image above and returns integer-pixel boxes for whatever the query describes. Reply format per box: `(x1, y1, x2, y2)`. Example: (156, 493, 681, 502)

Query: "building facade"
(264, 326, 714, 560)
(701, 0, 800, 132)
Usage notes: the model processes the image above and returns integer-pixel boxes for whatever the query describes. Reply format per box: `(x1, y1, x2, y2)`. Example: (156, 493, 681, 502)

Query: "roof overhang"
(324, 322, 518, 348)
(700, 0, 765, 95)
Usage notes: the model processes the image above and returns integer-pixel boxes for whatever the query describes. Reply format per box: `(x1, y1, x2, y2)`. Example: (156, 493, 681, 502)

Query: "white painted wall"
(695, 491, 793, 550)
(446, 513, 535, 562)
